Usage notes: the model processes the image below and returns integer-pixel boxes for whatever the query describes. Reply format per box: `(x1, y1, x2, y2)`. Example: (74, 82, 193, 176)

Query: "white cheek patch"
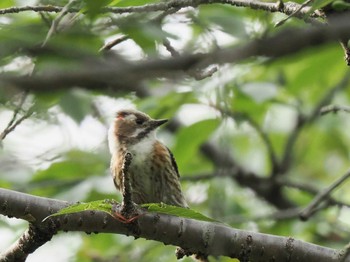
(131, 128, 143, 138)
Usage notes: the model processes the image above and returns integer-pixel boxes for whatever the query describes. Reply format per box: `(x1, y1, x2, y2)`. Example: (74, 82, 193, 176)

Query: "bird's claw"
(112, 202, 143, 224)
(112, 212, 143, 224)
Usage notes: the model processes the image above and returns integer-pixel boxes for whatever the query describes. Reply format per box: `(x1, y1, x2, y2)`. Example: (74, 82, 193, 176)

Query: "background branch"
(320, 104, 350, 115)
(299, 168, 350, 221)
(279, 72, 350, 174)
(1, 14, 349, 92)
(0, 0, 323, 21)
(0, 92, 33, 142)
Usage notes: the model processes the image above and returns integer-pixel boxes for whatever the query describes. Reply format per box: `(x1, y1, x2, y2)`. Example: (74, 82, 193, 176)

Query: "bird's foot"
(112, 202, 143, 224)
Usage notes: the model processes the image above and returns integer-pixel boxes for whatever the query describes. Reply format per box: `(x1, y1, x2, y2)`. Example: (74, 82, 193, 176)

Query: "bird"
(108, 109, 208, 261)
(108, 109, 187, 208)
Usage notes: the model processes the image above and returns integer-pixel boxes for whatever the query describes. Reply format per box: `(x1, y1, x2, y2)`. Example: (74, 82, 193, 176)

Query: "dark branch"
(0, 188, 348, 262)
(1, 14, 349, 92)
(200, 142, 296, 209)
(0, 224, 56, 262)
(167, 112, 295, 210)
(279, 72, 350, 174)
(299, 168, 350, 221)
(0, 0, 323, 22)
(213, 107, 279, 175)
(0, 92, 33, 141)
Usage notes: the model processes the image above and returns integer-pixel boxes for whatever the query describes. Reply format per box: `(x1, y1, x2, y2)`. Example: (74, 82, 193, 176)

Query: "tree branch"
(299, 168, 350, 221)
(0, 188, 348, 262)
(0, 224, 56, 262)
(0, 14, 349, 92)
(275, 0, 315, 26)
(200, 142, 297, 209)
(0, 0, 323, 22)
(0, 92, 33, 142)
(166, 112, 295, 210)
(41, 0, 78, 47)
(320, 104, 350, 115)
(212, 106, 279, 175)
(99, 35, 129, 52)
(279, 72, 350, 174)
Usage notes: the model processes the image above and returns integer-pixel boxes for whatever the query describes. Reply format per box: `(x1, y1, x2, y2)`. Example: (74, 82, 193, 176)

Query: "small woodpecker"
(108, 109, 187, 207)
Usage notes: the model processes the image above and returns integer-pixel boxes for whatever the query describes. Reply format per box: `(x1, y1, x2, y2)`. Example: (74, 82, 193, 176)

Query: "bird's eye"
(136, 119, 144, 125)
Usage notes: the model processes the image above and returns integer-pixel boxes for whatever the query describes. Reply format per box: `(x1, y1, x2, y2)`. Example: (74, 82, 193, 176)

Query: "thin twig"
(0, 111, 33, 141)
(277, 178, 350, 208)
(99, 35, 129, 52)
(0, 5, 66, 14)
(320, 104, 350, 115)
(340, 40, 350, 66)
(4, 91, 28, 130)
(239, 113, 279, 174)
(0, 0, 323, 23)
(42, 0, 78, 47)
(163, 38, 180, 57)
(181, 170, 350, 210)
(0, 93, 33, 141)
(211, 106, 279, 174)
(159, 7, 217, 80)
(163, 38, 218, 80)
(275, 0, 314, 27)
(310, 74, 350, 121)
(98, 7, 180, 52)
(280, 72, 350, 174)
(299, 168, 350, 221)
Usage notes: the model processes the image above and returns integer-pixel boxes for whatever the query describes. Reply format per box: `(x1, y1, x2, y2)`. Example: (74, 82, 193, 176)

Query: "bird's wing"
(154, 142, 187, 207)
(167, 146, 180, 178)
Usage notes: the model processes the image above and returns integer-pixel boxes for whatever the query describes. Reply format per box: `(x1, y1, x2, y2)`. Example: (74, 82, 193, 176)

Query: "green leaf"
(198, 5, 246, 38)
(82, 0, 114, 19)
(331, 0, 350, 10)
(45, 201, 217, 223)
(43, 200, 115, 221)
(310, 0, 336, 12)
(59, 89, 93, 122)
(138, 91, 196, 119)
(32, 150, 107, 182)
(0, 0, 14, 8)
(142, 203, 218, 222)
(232, 86, 270, 124)
(172, 119, 220, 171)
(118, 15, 172, 53)
(273, 43, 345, 100)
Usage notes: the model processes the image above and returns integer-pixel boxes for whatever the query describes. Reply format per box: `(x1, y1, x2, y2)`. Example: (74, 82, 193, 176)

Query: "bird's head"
(108, 109, 168, 152)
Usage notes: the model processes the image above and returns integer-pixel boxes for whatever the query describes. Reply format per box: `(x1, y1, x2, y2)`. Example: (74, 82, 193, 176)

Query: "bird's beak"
(151, 119, 168, 129)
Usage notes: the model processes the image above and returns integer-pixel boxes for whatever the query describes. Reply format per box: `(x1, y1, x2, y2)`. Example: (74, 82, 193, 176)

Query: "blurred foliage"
(1, 0, 350, 261)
